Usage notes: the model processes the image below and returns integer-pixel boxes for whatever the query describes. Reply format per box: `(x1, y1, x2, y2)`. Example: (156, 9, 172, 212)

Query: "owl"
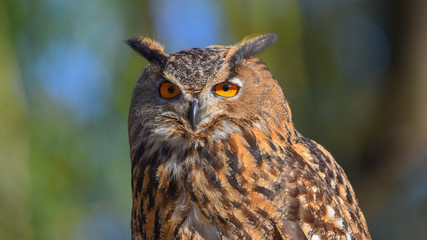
(126, 34, 371, 240)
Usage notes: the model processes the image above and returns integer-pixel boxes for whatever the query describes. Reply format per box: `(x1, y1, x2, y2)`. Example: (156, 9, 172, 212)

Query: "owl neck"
(130, 119, 298, 238)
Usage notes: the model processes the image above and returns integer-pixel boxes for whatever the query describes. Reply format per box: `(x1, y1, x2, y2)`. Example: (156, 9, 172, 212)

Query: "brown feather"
(127, 34, 371, 240)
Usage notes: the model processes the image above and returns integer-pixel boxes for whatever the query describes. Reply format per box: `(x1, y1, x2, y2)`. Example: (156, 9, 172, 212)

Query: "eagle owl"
(126, 34, 370, 240)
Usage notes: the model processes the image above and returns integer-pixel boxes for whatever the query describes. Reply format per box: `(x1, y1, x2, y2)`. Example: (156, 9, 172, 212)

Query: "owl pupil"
(168, 86, 175, 93)
(222, 85, 229, 92)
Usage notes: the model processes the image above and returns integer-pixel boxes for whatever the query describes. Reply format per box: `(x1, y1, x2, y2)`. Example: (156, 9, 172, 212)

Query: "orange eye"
(159, 82, 180, 99)
(214, 83, 239, 97)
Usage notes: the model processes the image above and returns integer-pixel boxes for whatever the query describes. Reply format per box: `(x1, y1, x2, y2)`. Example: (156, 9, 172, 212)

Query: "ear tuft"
(125, 37, 169, 64)
(227, 33, 278, 67)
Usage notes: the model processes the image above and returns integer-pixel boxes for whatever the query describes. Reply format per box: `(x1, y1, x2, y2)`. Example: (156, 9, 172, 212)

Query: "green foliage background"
(1, 0, 426, 239)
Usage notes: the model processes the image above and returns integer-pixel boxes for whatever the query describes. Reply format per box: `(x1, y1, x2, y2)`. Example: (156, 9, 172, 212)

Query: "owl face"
(127, 34, 288, 147)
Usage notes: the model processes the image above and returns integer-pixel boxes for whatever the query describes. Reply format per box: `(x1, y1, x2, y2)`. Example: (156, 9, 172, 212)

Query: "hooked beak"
(189, 99, 199, 131)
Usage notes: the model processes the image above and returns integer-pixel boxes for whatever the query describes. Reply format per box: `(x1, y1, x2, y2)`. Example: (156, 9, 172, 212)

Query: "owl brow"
(210, 66, 237, 86)
(159, 72, 185, 90)
(228, 77, 243, 87)
(222, 72, 237, 84)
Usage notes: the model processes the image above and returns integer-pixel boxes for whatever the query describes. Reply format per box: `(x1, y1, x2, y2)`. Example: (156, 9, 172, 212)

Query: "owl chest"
(136, 134, 285, 239)
(166, 188, 277, 240)
(157, 164, 280, 239)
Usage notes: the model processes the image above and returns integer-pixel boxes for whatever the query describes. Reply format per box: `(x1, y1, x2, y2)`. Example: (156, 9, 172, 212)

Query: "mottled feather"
(127, 34, 370, 240)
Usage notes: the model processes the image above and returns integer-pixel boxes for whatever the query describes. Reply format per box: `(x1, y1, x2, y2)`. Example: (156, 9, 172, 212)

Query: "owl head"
(127, 34, 293, 150)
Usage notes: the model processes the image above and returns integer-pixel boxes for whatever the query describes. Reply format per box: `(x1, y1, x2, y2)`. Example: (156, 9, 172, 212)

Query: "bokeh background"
(1, 0, 427, 239)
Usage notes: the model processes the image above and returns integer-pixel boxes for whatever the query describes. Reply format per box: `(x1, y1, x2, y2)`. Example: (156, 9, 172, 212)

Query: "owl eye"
(159, 82, 180, 99)
(214, 83, 239, 98)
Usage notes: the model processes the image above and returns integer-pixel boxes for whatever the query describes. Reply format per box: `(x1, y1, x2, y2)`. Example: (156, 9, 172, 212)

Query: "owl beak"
(189, 99, 199, 131)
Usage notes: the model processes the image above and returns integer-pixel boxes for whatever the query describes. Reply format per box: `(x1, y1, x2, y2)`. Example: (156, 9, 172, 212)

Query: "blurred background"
(1, 0, 426, 239)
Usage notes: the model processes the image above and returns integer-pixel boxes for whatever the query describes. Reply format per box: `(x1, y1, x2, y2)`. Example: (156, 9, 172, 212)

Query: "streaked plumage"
(126, 34, 370, 240)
